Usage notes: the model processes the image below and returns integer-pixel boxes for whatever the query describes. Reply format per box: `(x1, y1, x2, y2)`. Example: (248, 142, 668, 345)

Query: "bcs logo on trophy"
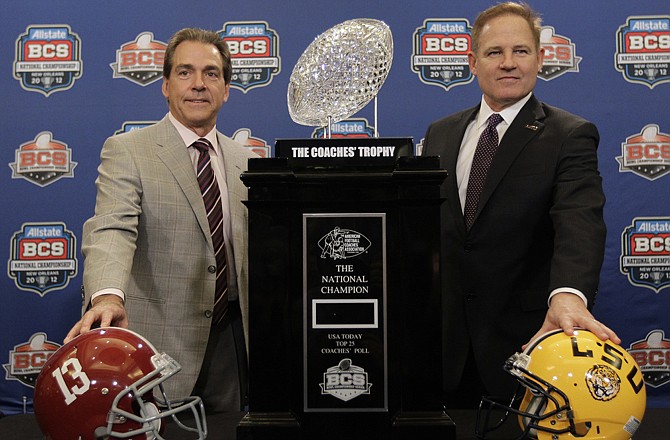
(538, 26, 581, 81)
(8, 222, 78, 296)
(620, 217, 670, 293)
(13, 25, 83, 96)
(110, 32, 167, 86)
(219, 21, 281, 93)
(9, 132, 78, 187)
(616, 124, 670, 181)
(3, 333, 60, 388)
(411, 19, 474, 91)
(615, 16, 670, 88)
(320, 358, 372, 402)
(629, 330, 670, 388)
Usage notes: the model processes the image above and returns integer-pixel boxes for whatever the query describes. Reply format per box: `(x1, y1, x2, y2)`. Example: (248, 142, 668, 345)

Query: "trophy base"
(237, 410, 456, 440)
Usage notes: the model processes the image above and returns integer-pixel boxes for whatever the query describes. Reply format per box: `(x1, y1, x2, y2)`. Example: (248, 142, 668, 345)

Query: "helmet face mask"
(34, 328, 207, 440)
(476, 329, 646, 440)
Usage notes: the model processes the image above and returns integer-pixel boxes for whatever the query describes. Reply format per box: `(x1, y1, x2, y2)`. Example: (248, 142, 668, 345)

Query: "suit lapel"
(155, 117, 212, 241)
(218, 132, 248, 278)
(475, 96, 545, 220)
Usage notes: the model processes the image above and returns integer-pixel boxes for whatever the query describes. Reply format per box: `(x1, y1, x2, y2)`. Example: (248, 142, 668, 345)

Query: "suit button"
(464, 242, 472, 252)
(465, 292, 477, 301)
(208, 265, 216, 273)
(204, 310, 213, 318)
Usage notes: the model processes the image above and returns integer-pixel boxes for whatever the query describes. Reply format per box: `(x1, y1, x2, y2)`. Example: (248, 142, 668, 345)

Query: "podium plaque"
(238, 146, 453, 440)
(304, 213, 387, 412)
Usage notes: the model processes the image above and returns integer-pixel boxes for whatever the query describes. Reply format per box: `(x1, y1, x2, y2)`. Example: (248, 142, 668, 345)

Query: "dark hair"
(162, 28, 232, 84)
(471, 2, 542, 53)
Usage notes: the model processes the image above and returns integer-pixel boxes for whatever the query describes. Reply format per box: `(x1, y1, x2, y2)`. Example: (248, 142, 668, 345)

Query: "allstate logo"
(311, 118, 375, 139)
(320, 358, 372, 402)
(319, 227, 371, 260)
(114, 120, 157, 135)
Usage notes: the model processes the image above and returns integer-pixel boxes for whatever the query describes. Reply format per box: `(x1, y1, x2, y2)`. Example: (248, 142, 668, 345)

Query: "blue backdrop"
(1, 0, 668, 415)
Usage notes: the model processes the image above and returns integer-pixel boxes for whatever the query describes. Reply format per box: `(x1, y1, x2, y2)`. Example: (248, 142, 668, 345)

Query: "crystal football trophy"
(287, 18, 394, 137)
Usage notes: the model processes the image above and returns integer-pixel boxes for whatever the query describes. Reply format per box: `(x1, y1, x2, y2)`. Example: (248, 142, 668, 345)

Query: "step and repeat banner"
(1, 0, 668, 414)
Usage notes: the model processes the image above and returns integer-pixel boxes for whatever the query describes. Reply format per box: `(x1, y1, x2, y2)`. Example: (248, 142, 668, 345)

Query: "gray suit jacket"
(81, 115, 256, 398)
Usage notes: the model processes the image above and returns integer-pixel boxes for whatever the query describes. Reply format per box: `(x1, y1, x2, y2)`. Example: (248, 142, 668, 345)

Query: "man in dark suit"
(422, 2, 619, 407)
(65, 28, 257, 413)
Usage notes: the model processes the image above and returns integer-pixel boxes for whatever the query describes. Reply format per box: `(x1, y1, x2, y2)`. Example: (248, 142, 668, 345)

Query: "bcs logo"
(231, 128, 270, 157)
(615, 16, 670, 89)
(616, 124, 670, 181)
(110, 32, 167, 86)
(538, 26, 581, 81)
(319, 358, 372, 402)
(312, 118, 375, 139)
(219, 21, 281, 93)
(620, 217, 670, 293)
(9, 132, 78, 187)
(629, 330, 670, 388)
(411, 19, 474, 91)
(8, 222, 78, 296)
(13, 24, 83, 96)
(3, 333, 60, 388)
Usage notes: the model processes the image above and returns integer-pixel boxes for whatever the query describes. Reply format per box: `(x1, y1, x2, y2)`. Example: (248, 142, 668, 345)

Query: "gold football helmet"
(477, 329, 646, 439)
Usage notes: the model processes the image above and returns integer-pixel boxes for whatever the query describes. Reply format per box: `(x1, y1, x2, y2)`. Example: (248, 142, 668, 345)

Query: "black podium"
(238, 139, 452, 440)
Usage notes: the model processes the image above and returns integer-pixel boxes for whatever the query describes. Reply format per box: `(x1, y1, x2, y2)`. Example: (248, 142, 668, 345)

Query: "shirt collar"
(167, 112, 218, 151)
(476, 92, 533, 129)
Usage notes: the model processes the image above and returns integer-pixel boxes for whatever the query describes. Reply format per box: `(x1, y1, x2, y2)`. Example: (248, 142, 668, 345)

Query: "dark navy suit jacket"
(422, 94, 606, 396)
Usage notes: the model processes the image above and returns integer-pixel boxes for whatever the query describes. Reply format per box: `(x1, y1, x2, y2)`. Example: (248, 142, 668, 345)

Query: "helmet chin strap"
(94, 426, 110, 439)
(521, 395, 545, 438)
(143, 401, 162, 439)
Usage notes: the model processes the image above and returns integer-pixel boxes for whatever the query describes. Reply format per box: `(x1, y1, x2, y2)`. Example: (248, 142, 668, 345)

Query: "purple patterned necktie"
(192, 138, 228, 324)
(464, 113, 504, 231)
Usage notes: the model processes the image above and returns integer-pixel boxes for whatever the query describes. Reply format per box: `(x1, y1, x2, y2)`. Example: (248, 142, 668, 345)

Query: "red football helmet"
(34, 327, 207, 439)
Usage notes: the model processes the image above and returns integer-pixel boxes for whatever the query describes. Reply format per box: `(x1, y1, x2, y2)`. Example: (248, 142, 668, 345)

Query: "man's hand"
(523, 292, 620, 350)
(64, 294, 128, 343)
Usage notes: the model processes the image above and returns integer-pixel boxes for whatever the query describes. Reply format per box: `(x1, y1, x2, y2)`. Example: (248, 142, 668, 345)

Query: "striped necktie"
(192, 138, 228, 324)
(464, 113, 504, 231)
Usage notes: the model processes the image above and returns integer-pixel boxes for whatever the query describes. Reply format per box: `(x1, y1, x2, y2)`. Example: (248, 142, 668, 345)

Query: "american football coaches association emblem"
(319, 227, 371, 260)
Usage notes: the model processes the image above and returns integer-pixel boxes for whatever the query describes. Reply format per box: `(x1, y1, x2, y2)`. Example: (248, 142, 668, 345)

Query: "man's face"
(468, 14, 544, 112)
(162, 40, 230, 136)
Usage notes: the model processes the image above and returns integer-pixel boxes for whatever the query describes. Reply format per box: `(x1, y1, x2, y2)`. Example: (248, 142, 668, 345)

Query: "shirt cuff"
(91, 288, 125, 305)
(548, 288, 588, 308)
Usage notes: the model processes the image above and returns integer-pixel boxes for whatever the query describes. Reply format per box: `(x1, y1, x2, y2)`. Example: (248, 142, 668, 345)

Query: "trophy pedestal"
(238, 152, 452, 440)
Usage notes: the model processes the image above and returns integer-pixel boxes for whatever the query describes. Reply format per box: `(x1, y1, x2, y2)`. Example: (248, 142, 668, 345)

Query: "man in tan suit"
(65, 28, 257, 413)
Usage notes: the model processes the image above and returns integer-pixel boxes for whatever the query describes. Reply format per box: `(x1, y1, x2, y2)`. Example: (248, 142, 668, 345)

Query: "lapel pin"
(524, 124, 539, 131)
